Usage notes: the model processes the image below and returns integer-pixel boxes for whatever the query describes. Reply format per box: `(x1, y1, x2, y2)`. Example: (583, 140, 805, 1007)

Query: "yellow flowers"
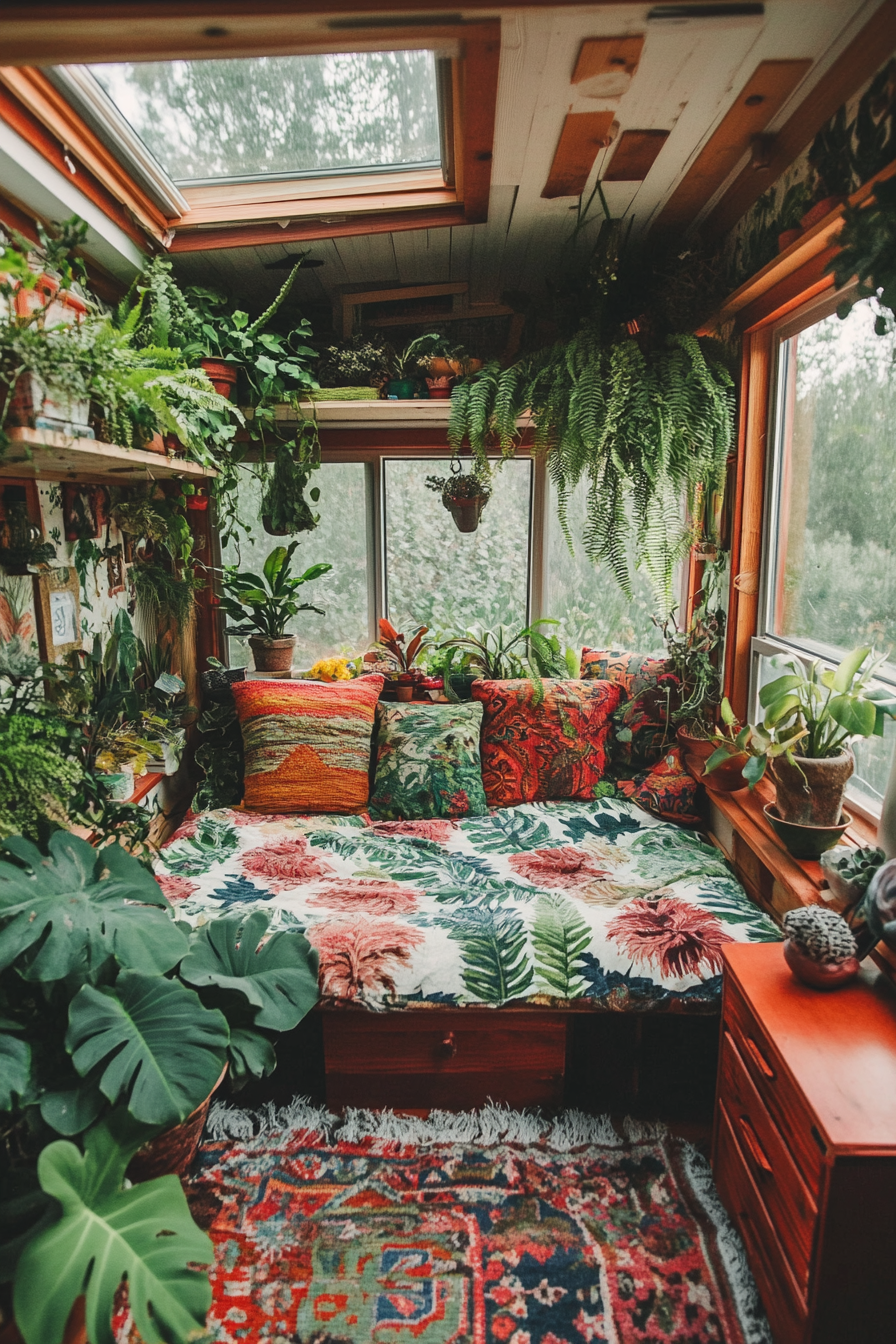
(308, 656, 353, 682)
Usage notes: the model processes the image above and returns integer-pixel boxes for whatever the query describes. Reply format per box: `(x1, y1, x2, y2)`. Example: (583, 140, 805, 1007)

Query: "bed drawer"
(322, 1009, 567, 1111)
(719, 1028, 817, 1288)
(723, 975, 824, 1195)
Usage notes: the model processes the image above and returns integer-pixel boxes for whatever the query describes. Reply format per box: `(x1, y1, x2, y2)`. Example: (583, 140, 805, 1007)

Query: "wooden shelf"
(0, 428, 216, 483)
(243, 400, 533, 432)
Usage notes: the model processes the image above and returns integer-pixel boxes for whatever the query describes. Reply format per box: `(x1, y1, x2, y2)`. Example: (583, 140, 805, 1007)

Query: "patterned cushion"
(471, 678, 623, 808)
(232, 676, 384, 814)
(580, 648, 680, 771)
(368, 702, 488, 821)
(616, 746, 701, 826)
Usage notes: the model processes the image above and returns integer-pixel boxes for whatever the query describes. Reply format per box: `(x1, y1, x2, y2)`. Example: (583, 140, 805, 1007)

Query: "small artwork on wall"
(33, 566, 82, 661)
(106, 546, 125, 596)
(62, 484, 110, 541)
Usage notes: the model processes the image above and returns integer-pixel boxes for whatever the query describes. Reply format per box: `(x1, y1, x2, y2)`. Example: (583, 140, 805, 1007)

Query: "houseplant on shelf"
(219, 541, 331, 676)
(370, 618, 431, 700)
(426, 463, 492, 533)
(437, 619, 575, 700)
(405, 332, 481, 398)
(315, 335, 391, 399)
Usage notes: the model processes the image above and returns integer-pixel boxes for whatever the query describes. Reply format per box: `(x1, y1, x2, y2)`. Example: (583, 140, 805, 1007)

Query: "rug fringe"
(680, 1143, 773, 1344)
(205, 1096, 669, 1152)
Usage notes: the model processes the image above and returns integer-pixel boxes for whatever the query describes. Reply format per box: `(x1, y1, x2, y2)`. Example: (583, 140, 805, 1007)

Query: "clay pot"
(770, 749, 854, 826)
(764, 803, 852, 860)
(782, 939, 860, 990)
(200, 358, 239, 400)
(396, 684, 414, 702)
(676, 727, 748, 793)
(445, 495, 489, 533)
(425, 376, 454, 399)
(249, 634, 295, 676)
(185, 494, 209, 511)
(800, 196, 847, 232)
(128, 1065, 227, 1183)
(145, 432, 168, 455)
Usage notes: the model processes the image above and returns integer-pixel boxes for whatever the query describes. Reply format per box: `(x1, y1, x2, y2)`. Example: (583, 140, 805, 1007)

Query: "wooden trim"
(542, 110, 616, 200)
(0, 186, 39, 242)
(654, 60, 812, 234)
(169, 204, 468, 252)
(0, 66, 169, 236)
(724, 326, 772, 724)
(176, 186, 457, 230)
(604, 129, 669, 182)
(572, 35, 644, 86)
(703, 1, 896, 240)
(458, 21, 501, 225)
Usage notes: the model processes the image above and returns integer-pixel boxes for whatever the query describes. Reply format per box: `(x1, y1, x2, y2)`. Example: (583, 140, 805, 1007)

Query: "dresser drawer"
(323, 1009, 567, 1075)
(724, 976, 824, 1193)
(715, 1101, 806, 1344)
(719, 1030, 817, 1288)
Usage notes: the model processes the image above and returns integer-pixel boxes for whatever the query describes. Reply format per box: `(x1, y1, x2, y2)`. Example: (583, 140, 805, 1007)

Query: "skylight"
(84, 51, 442, 186)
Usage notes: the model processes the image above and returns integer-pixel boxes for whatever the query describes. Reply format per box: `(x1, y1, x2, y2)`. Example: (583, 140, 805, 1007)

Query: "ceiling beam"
(573, 35, 644, 86)
(702, 0, 896, 240)
(604, 129, 669, 182)
(654, 59, 812, 234)
(542, 110, 616, 200)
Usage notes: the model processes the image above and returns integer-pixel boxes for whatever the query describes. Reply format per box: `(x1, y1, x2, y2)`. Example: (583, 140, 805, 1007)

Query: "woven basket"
(306, 386, 379, 401)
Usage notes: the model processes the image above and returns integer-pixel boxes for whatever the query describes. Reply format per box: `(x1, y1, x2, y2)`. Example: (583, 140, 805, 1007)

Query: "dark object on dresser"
(714, 942, 896, 1344)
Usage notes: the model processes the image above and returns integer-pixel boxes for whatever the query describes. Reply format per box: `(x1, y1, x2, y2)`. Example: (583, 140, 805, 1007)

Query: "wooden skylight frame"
(0, 15, 499, 252)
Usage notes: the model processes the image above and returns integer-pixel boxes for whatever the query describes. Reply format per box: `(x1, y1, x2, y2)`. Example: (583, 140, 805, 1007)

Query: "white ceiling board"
(448, 222, 475, 287)
(467, 184, 518, 304)
(329, 233, 399, 288)
(390, 226, 452, 286)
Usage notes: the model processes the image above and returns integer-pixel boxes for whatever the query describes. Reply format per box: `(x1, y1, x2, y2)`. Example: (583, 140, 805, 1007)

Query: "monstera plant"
(0, 831, 319, 1343)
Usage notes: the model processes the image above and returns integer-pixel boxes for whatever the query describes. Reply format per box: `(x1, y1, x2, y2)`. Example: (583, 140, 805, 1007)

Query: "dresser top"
(723, 943, 896, 1152)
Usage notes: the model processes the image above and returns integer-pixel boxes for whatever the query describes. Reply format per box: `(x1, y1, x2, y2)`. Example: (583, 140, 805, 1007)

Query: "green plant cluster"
(260, 421, 322, 535)
(0, 715, 82, 841)
(219, 541, 331, 641)
(318, 333, 393, 387)
(832, 175, 896, 331)
(425, 467, 492, 503)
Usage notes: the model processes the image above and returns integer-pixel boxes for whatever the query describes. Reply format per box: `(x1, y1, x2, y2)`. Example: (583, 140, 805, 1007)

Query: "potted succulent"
(218, 541, 331, 677)
(820, 845, 886, 908)
(0, 831, 319, 1344)
(426, 465, 492, 533)
(370, 618, 431, 700)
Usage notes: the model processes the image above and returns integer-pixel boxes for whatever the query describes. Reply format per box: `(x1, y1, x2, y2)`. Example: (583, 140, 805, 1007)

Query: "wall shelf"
(0, 427, 216, 483)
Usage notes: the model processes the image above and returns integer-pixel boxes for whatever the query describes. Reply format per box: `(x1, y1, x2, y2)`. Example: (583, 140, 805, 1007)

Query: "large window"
(757, 293, 896, 813)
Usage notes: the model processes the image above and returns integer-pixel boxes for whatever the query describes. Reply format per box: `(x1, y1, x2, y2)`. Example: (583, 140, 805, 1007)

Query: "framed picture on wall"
(106, 546, 125, 596)
(33, 567, 82, 661)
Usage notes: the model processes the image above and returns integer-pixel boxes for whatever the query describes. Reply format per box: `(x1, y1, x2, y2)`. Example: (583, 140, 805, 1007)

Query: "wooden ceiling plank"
(573, 35, 644, 84)
(542, 110, 616, 200)
(654, 58, 812, 233)
(603, 129, 669, 182)
(704, 2, 896, 240)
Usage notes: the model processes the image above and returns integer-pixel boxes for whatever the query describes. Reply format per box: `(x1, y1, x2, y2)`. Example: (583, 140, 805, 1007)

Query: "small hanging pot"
(444, 493, 489, 533)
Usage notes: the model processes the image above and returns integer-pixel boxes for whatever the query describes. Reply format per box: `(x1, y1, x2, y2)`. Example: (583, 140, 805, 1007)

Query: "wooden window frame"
(0, 17, 499, 252)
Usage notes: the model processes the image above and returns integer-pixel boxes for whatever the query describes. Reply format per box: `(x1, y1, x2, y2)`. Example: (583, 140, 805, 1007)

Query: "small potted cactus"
(782, 906, 861, 990)
(820, 845, 886, 907)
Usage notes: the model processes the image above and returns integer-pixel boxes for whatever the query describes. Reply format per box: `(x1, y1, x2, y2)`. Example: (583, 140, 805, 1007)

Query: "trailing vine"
(831, 174, 896, 331)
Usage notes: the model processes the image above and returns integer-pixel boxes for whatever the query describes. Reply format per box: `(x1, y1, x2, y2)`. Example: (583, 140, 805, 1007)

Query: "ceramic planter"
(249, 634, 295, 676)
(764, 803, 852, 859)
(770, 749, 854, 827)
(200, 358, 240, 400)
(676, 727, 747, 792)
(428, 357, 456, 378)
(6, 371, 90, 435)
(445, 494, 489, 533)
(782, 939, 860, 989)
(385, 378, 417, 400)
(97, 765, 134, 801)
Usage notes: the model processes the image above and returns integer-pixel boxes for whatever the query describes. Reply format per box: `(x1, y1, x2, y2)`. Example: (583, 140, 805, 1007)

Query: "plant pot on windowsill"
(769, 749, 854, 827)
(249, 634, 296, 677)
(425, 376, 454, 400)
(200, 358, 240, 400)
(764, 803, 852, 860)
(676, 727, 748, 793)
(385, 378, 418, 400)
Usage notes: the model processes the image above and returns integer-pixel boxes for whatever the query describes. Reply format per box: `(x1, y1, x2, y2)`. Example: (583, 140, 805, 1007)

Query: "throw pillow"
(615, 745, 701, 826)
(471, 678, 623, 808)
(368, 702, 488, 821)
(579, 647, 679, 771)
(232, 676, 384, 814)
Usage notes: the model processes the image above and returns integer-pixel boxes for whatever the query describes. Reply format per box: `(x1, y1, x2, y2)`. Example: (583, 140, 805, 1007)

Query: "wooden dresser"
(714, 943, 896, 1344)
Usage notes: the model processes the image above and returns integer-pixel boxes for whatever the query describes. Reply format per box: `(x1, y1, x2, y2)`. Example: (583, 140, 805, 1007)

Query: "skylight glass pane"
(88, 51, 441, 184)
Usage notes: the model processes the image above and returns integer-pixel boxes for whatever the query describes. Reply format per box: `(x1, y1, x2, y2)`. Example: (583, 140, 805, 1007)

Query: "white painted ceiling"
(163, 0, 884, 323)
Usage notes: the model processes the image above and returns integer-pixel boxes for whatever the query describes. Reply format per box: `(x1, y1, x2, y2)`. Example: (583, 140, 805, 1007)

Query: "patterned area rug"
(125, 1101, 771, 1344)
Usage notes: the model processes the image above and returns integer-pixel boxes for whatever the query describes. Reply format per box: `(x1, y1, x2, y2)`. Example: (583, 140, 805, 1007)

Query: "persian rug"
(154, 799, 779, 1012)
(122, 1101, 771, 1344)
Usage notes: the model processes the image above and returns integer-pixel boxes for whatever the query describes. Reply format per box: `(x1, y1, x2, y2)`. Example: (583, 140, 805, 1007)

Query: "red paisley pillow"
(579, 647, 680, 771)
(471, 678, 623, 808)
(616, 746, 701, 826)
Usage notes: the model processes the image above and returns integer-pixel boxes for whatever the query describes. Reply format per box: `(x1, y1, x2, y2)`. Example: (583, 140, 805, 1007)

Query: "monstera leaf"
(14, 1114, 212, 1344)
(0, 1027, 30, 1112)
(66, 971, 229, 1128)
(0, 833, 187, 982)
(179, 909, 319, 1031)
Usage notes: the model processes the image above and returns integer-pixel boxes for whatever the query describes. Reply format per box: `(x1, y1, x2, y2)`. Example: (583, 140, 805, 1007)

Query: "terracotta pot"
(676, 727, 748, 793)
(396, 684, 414, 702)
(764, 803, 852, 860)
(164, 432, 185, 456)
(770, 749, 854, 826)
(200, 358, 239, 400)
(145, 432, 168, 455)
(778, 227, 803, 252)
(249, 634, 295, 676)
(783, 939, 860, 990)
(185, 494, 209, 511)
(445, 495, 489, 533)
(428, 357, 455, 378)
(425, 376, 454, 399)
(800, 196, 846, 232)
(128, 1065, 228, 1183)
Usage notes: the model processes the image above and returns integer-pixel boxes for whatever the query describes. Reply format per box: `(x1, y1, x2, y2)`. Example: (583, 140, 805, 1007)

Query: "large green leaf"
(441, 908, 534, 1004)
(67, 971, 229, 1128)
(0, 833, 186, 982)
(179, 909, 319, 1032)
(828, 693, 877, 738)
(531, 895, 591, 998)
(227, 1026, 276, 1085)
(14, 1115, 212, 1344)
(0, 1030, 30, 1111)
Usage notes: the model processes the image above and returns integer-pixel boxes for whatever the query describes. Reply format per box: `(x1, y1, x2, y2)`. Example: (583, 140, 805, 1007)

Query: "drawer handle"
(737, 1113, 773, 1174)
(438, 1032, 456, 1059)
(743, 1034, 775, 1081)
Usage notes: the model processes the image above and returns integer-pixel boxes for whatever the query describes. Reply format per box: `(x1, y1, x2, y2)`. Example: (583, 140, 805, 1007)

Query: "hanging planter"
(426, 464, 492, 534)
(260, 428, 321, 536)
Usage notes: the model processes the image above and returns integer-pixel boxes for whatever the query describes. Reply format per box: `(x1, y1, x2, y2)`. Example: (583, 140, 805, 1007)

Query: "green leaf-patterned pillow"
(368, 702, 488, 821)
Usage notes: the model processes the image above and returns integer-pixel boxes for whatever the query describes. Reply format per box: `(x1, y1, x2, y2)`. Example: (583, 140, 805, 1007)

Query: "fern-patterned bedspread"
(154, 799, 780, 1011)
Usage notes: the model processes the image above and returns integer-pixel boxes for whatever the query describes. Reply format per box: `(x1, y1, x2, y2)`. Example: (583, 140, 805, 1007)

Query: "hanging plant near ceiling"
(260, 419, 322, 536)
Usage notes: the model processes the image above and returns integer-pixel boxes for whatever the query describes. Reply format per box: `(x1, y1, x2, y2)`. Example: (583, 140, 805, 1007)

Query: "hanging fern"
(448, 326, 734, 605)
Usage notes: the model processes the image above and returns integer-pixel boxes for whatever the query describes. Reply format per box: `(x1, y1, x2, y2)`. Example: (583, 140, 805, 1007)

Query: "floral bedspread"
(154, 799, 779, 1011)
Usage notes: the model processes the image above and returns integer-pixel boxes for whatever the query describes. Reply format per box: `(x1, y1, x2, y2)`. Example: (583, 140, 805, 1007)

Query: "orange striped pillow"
(231, 676, 384, 814)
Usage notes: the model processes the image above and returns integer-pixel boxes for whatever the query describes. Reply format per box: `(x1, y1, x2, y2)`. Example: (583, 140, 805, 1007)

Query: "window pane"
(384, 460, 531, 636)
(544, 477, 667, 655)
(771, 299, 896, 656)
(87, 52, 440, 183)
(223, 462, 370, 671)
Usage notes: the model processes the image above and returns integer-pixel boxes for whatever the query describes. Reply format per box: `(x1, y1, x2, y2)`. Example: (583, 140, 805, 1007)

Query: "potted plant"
(382, 340, 430, 400)
(404, 332, 481, 397)
(0, 831, 319, 1344)
(426, 465, 492, 533)
(437, 618, 572, 699)
(820, 845, 886, 908)
(219, 541, 331, 676)
(370, 618, 431, 700)
(803, 104, 855, 230)
(314, 335, 391, 399)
